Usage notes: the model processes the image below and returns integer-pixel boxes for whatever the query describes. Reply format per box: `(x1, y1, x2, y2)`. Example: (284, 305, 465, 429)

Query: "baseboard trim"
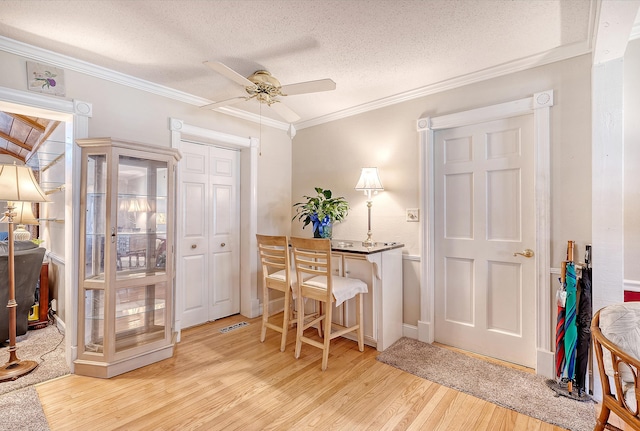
(536, 349, 554, 378)
(417, 320, 433, 344)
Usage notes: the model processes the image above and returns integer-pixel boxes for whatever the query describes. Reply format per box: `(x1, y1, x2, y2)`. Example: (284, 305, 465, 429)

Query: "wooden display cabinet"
(74, 138, 181, 378)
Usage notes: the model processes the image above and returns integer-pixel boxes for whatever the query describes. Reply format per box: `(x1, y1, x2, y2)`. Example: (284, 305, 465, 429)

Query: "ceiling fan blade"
(203, 61, 254, 87)
(280, 78, 336, 96)
(269, 101, 301, 123)
(201, 96, 248, 110)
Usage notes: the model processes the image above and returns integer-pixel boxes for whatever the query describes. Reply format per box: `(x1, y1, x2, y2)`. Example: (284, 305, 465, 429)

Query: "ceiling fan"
(201, 61, 336, 122)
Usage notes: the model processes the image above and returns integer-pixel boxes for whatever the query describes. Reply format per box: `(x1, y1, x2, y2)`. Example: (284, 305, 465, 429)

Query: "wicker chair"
(592, 303, 640, 431)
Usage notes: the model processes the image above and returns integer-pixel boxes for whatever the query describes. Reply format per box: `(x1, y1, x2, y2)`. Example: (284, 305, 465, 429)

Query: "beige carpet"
(377, 337, 596, 431)
(0, 324, 68, 431)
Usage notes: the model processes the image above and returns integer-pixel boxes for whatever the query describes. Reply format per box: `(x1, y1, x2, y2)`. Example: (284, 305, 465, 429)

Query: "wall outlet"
(406, 208, 419, 222)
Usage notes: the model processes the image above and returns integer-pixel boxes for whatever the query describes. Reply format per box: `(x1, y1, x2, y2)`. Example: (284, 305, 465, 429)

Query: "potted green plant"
(292, 187, 349, 238)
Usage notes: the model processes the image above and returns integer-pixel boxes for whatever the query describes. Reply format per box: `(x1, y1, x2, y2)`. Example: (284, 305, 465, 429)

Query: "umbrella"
(563, 260, 578, 392)
(555, 265, 566, 379)
(575, 245, 592, 394)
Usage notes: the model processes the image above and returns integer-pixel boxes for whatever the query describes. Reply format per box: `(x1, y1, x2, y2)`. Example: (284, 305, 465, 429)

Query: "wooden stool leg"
(316, 301, 323, 337)
(321, 301, 332, 371)
(260, 285, 269, 343)
(280, 290, 290, 352)
(295, 294, 304, 359)
(357, 293, 364, 352)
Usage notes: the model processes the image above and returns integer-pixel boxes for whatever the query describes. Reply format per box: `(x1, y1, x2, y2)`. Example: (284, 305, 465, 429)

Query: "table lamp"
(0, 163, 49, 382)
(355, 167, 384, 247)
(0, 201, 39, 241)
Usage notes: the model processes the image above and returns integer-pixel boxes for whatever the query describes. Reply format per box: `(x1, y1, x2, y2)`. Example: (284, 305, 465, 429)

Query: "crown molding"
(0, 33, 596, 133)
(296, 41, 590, 130)
(0, 36, 291, 131)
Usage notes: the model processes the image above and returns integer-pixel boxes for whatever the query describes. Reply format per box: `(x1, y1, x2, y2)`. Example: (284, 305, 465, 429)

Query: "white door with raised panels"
(179, 141, 240, 327)
(434, 115, 536, 368)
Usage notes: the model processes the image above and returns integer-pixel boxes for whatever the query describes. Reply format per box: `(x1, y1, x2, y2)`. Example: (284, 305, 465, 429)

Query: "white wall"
(292, 54, 593, 328)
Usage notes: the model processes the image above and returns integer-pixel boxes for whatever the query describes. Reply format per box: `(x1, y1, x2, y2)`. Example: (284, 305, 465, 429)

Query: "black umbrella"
(575, 245, 592, 395)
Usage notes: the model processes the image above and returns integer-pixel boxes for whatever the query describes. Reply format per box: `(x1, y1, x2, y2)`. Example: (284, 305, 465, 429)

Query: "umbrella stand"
(546, 241, 592, 402)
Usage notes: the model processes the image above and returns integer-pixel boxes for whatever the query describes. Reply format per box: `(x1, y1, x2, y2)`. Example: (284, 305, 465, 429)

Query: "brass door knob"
(221, 243, 226, 247)
(191, 244, 197, 249)
(513, 249, 534, 258)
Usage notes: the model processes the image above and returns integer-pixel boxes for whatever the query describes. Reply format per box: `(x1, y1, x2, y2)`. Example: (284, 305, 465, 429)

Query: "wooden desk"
(329, 240, 404, 351)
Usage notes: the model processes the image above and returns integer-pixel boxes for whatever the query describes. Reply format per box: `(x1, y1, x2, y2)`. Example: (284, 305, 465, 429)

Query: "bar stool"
(256, 234, 296, 352)
(290, 236, 368, 370)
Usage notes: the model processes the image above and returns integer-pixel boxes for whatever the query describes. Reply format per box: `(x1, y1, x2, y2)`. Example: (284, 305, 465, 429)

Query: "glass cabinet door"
(116, 155, 168, 279)
(83, 153, 107, 354)
(84, 154, 107, 281)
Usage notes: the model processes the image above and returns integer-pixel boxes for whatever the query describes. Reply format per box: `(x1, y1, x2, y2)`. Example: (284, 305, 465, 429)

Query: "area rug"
(0, 324, 69, 431)
(377, 337, 596, 431)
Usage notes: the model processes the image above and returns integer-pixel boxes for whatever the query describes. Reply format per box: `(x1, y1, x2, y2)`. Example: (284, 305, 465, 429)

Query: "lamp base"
(0, 359, 38, 382)
(13, 225, 31, 241)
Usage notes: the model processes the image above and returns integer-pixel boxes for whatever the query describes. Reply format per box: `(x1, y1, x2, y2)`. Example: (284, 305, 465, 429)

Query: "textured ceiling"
(0, 0, 630, 125)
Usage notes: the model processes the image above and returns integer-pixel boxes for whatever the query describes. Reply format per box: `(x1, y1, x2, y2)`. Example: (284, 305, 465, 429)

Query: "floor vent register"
(219, 321, 249, 334)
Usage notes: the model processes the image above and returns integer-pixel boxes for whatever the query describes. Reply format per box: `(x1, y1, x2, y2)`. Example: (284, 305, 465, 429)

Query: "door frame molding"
(169, 118, 260, 338)
(0, 85, 92, 372)
(416, 90, 554, 376)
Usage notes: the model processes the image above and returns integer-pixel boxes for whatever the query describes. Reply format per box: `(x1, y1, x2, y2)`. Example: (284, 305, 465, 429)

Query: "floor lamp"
(0, 163, 49, 382)
(355, 167, 384, 247)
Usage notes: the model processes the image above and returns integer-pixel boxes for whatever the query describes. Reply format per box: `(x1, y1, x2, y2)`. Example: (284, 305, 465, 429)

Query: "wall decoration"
(26, 61, 65, 97)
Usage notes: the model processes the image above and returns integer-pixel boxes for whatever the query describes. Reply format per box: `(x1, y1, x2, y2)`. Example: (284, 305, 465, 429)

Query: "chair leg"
(594, 404, 610, 431)
(356, 293, 364, 352)
(316, 301, 323, 337)
(280, 290, 290, 352)
(289, 291, 296, 328)
(295, 294, 304, 359)
(321, 301, 332, 371)
(260, 286, 269, 343)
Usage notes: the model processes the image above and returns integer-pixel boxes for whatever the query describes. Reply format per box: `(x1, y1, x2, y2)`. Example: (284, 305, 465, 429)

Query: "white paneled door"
(434, 115, 536, 368)
(179, 141, 240, 328)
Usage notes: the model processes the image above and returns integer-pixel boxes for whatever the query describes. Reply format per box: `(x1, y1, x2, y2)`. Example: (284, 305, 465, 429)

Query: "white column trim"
(417, 90, 554, 376)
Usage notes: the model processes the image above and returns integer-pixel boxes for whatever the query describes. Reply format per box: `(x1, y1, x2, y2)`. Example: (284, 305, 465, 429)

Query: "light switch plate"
(406, 208, 419, 222)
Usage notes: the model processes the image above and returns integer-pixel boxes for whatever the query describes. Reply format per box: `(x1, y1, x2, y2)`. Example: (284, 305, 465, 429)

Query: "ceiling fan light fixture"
(203, 61, 335, 122)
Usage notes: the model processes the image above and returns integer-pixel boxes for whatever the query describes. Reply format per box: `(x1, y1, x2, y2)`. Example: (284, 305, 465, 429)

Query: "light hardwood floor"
(37, 314, 574, 430)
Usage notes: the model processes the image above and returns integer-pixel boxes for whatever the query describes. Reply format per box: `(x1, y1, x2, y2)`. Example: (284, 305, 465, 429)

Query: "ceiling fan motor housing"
(246, 70, 282, 105)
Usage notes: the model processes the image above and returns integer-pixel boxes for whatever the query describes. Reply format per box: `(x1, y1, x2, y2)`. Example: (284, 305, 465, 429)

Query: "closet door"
(179, 141, 239, 328)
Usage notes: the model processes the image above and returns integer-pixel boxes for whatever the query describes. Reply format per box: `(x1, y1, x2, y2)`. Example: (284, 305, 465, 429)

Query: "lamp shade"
(0, 163, 49, 203)
(355, 167, 384, 191)
(0, 201, 39, 225)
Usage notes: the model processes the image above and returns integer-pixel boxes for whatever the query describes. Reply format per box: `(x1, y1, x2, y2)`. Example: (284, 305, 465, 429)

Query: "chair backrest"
(290, 237, 333, 302)
(256, 234, 291, 286)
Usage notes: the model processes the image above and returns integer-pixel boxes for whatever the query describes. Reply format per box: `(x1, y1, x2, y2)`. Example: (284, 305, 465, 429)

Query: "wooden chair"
(290, 236, 368, 371)
(257, 234, 296, 352)
(592, 303, 640, 431)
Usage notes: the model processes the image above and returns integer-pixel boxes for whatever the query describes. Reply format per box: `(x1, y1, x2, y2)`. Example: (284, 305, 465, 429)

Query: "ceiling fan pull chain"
(259, 103, 262, 156)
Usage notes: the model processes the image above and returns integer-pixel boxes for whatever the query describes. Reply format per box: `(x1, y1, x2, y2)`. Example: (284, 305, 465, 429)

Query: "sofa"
(0, 240, 46, 344)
